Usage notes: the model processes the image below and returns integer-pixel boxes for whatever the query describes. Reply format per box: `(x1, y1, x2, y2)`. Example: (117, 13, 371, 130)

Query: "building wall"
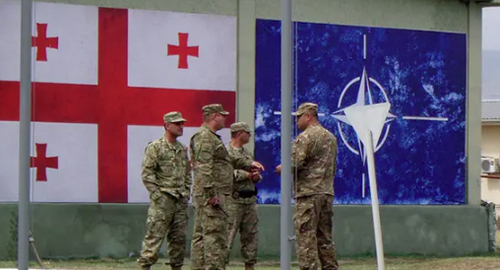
(481, 124, 500, 205)
(0, 0, 489, 260)
(482, 124, 500, 158)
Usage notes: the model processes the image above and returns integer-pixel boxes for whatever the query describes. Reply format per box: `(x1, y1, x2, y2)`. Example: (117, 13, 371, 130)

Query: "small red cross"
(30, 143, 59, 181)
(32, 23, 59, 61)
(167, 32, 199, 69)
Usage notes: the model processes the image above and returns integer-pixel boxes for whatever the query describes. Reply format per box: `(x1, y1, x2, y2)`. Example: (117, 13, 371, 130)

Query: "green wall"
(0, 204, 490, 260)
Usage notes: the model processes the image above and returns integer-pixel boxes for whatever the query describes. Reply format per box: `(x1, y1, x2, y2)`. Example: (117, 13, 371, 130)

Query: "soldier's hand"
(251, 161, 265, 172)
(247, 171, 259, 181)
(251, 172, 262, 183)
(207, 196, 220, 206)
(275, 165, 281, 174)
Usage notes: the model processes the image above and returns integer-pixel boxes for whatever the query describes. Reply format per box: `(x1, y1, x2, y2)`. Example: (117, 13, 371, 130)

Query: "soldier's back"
(295, 124, 337, 198)
(190, 125, 233, 196)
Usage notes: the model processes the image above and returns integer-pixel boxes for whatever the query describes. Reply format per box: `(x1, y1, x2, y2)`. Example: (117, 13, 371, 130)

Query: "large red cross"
(0, 8, 235, 203)
(167, 32, 199, 69)
(31, 23, 59, 62)
(30, 143, 58, 181)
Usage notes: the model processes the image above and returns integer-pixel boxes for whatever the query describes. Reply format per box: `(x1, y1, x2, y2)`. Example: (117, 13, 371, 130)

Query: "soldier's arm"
(193, 136, 216, 198)
(227, 147, 251, 182)
(234, 169, 251, 182)
(332, 136, 338, 176)
(232, 154, 253, 171)
(182, 147, 192, 200)
(141, 144, 161, 200)
(291, 134, 310, 173)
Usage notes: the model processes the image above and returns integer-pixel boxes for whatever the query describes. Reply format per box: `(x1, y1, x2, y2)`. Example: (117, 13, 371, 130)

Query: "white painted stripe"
(362, 173, 365, 198)
(363, 34, 367, 59)
(402, 116, 448, 121)
(482, 99, 500, 102)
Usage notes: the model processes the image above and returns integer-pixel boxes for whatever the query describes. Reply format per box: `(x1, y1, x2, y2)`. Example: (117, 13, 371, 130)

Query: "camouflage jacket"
(226, 143, 259, 204)
(189, 125, 253, 197)
(291, 123, 337, 198)
(141, 136, 191, 201)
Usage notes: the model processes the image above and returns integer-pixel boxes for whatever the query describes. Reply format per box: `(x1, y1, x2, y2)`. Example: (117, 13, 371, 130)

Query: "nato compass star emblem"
(273, 34, 449, 199)
(331, 34, 449, 198)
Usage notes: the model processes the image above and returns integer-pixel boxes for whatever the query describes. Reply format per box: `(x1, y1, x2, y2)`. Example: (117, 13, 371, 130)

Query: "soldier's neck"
(230, 139, 243, 149)
(204, 122, 219, 133)
(164, 132, 177, 144)
(307, 120, 319, 128)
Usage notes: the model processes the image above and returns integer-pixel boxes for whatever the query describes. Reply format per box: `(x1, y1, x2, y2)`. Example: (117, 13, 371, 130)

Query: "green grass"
(1, 254, 500, 270)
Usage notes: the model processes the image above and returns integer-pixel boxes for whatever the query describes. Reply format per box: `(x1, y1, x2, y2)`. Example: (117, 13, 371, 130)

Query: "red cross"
(0, 8, 235, 203)
(31, 23, 59, 62)
(30, 143, 58, 181)
(167, 32, 199, 69)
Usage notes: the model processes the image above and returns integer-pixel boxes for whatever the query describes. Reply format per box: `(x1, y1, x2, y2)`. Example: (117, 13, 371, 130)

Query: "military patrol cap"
(296, 102, 318, 116)
(163, 111, 187, 123)
(202, 103, 229, 116)
(230, 122, 252, 133)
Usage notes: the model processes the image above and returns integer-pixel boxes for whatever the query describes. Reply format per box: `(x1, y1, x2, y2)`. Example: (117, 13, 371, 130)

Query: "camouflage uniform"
(225, 122, 259, 269)
(138, 112, 191, 270)
(189, 104, 253, 270)
(292, 103, 339, 270)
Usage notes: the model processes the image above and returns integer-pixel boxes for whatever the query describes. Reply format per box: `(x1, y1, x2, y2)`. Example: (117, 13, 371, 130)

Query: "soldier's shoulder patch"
(144, 138, 161, 151)
(192, 130, 211, 142)
(297, 132, 310, 141)
(143, 141, 151, 151)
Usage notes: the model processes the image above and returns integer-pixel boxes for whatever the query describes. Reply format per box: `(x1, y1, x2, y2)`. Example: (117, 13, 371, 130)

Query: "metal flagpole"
(366, 131, 385, 270)
(280, 0, 292, 269)
(18, 0, 33, 269)
(344, 103, 387, 270)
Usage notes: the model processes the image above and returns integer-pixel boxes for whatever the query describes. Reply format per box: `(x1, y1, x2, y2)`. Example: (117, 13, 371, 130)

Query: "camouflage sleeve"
(226, 148, 250, 182)
(234, 169, 249, 182)
(231, 150, 253, 171)
(141, 143, 161, 199)
(193, 135, 216, 197)
(291, 133, 310, 171)
(233, 157, 252, 171)
(332, 135, 338, 176)
(182, 146, 192, 199)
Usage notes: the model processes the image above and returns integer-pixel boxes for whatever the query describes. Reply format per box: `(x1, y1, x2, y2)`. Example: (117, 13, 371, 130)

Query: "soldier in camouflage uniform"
(225, 122, 262, 270)
(137, 111, 191, 270)
(276, 102, 339, 270)
(189, 104, 264, 270)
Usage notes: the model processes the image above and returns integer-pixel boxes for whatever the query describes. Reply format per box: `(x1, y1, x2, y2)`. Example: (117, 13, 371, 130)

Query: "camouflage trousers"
(294, 194, 338, 270)
(190, 194, 228, 270)
(137, 192, 188, 268)
(226, 197, 258, 265)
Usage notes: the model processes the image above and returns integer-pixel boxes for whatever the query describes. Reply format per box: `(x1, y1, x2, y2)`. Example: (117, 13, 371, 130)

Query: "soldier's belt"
(234, 189, 257, 199)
